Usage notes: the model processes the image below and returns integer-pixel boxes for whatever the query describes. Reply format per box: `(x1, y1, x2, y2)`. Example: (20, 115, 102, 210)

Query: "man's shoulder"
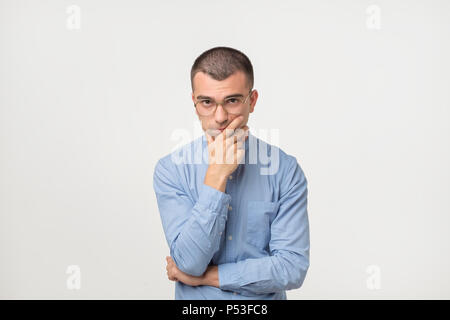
(250, 134, 301, 176)
(253, 137, 308, 195)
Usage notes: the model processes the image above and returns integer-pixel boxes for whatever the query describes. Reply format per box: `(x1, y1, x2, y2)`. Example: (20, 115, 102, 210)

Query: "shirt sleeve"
(153, 157, 231, 277)
(218, 157, 310, 296)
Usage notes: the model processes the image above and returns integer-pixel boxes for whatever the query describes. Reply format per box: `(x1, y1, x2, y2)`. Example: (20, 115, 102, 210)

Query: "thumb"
(205, 132, 214, 145)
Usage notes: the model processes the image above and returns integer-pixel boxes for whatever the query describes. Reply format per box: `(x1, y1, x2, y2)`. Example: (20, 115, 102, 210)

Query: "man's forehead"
(193, 71, 248, 94)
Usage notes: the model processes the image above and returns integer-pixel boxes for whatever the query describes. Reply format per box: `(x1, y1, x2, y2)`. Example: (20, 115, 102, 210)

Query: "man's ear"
(249, 90, 258, 113)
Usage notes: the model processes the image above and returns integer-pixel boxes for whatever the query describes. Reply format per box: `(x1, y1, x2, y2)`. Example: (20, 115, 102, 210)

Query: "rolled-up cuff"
(218, 262, 241, 291)
(197, 183, 232, 215)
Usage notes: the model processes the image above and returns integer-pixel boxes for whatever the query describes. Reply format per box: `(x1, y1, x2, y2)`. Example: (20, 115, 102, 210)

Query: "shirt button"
(228, 205, 232, 211)
(228, 175, 233, 180)
(219, 231, 222, 235)
(233, 292, 237, 295)
(228, 235, 232, 241)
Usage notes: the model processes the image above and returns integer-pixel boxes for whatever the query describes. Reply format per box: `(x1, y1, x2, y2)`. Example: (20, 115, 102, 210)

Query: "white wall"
(1, 0, 449, 299)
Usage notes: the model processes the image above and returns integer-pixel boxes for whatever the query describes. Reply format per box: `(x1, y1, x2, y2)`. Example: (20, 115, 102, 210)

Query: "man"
(153, 47, 310, 299)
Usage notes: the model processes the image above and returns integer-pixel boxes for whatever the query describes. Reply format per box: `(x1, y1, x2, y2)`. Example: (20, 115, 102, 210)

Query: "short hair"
(190, 47, 254, 91)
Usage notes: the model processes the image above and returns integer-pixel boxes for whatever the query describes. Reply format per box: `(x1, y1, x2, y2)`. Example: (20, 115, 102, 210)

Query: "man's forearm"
(202, 265, 219, 287)
(218, 252, 309, 295)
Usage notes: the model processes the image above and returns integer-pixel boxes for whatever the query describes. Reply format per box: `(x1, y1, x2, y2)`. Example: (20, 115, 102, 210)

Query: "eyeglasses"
(194, 90, 252, 116)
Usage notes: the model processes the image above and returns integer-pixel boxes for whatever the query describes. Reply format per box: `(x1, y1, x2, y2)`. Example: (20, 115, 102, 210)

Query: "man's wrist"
(204, 168, 229, 193)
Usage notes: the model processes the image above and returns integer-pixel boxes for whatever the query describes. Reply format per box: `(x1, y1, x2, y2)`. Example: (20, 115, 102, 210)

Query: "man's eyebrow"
(196, 93, 244, 100)
(225, 93, 244, 99)
(196, 95, 212, 100)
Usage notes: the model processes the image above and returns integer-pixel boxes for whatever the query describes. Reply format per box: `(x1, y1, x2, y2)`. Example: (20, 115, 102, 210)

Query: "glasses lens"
(224, 98, 244, 115)
(196, 100, 216, 116)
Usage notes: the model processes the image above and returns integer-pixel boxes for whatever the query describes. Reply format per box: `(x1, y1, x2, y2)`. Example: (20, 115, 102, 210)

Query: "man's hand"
(204, 116, 249, 192)
(165, 256, 219, 288)
(166, 256, 203, 286)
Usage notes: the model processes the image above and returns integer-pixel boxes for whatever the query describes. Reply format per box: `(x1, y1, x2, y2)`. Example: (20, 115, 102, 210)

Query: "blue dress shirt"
(153, 131, 310, 299)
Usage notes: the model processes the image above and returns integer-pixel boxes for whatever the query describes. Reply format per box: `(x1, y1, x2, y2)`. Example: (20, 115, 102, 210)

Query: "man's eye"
(226, 98, 239, 104)
(201, 100, 212, 106)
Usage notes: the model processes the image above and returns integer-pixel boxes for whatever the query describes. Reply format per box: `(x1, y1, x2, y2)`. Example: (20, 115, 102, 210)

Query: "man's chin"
(205, 128, 222, 137)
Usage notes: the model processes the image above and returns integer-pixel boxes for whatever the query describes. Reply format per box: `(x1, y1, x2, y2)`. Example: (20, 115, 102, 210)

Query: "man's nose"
(214, 104, 228, 123)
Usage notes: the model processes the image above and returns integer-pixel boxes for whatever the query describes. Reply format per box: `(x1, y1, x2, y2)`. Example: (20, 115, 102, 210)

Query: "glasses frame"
(194, 90, 253, 116)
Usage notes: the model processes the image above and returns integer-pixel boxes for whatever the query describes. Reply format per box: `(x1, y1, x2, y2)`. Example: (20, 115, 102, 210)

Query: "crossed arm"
(165, 256, 219, 287)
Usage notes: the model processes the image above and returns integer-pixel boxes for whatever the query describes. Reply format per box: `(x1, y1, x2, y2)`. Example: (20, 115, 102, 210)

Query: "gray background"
(1, 0, 449, 299)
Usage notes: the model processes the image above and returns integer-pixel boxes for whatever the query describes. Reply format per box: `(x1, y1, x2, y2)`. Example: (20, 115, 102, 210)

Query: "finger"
(220, 131, 246, 157)
(234, 135, 238, 163)
(167, 269, 176, 280)
(236, 136, 245, 150)
(233, 127, 248, 141)
(220, 117, 244, 139)
(223, 127, 247, 151)
(220, 128, 247, 161)
(205, 131, 214, 145)
(226, 125, 248, 141)
(167, 256, 175, 266)
(223, 134, 238, 165)
(207, 137, 216, 155)
(227, 115, 245, 131)
(236, 148, 245, 164)
(214, 125, 247, 162)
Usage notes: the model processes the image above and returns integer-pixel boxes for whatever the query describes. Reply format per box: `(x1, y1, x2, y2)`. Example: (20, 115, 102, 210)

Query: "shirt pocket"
(246, 201, 278, 250)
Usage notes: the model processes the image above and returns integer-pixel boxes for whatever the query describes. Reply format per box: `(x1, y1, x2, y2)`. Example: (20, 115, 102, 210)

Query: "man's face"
(191, 71, 258, 136)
